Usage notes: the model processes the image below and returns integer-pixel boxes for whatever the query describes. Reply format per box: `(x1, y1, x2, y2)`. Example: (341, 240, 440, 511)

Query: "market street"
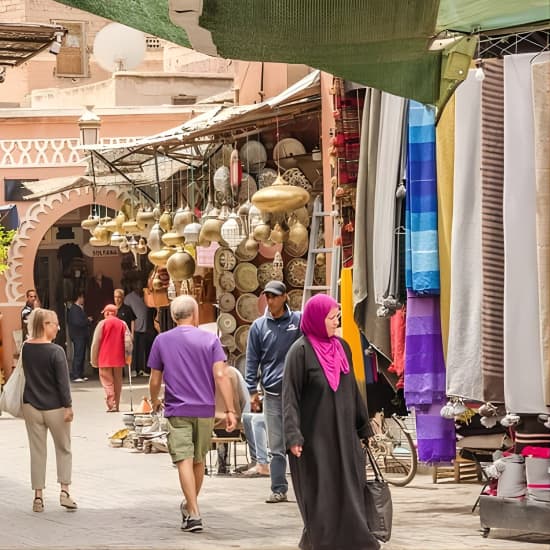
(1, 379, 549, 550)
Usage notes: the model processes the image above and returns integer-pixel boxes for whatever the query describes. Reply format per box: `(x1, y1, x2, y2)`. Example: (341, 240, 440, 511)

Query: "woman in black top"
(22, 308, 77, 513)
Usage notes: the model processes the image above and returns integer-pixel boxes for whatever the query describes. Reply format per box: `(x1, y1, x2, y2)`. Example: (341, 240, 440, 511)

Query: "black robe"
(283, 336, 379, 550)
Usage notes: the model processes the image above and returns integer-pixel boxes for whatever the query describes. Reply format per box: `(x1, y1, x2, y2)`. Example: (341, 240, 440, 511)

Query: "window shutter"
(54, 21, 87, 77)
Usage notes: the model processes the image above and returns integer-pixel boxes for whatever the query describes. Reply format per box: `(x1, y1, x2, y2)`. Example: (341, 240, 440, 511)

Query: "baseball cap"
(262, 281, 287, 296)
(102, 304, 118, 314)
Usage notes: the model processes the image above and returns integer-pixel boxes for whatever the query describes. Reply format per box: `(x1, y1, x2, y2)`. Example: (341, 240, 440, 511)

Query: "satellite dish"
(93, 23, 146, 72)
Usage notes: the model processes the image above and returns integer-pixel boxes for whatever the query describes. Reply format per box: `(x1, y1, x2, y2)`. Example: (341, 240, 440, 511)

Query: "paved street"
(1, 379, 549, 550)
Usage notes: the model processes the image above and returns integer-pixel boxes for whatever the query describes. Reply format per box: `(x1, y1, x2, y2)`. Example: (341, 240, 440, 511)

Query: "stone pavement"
(1, 378, 549, 550)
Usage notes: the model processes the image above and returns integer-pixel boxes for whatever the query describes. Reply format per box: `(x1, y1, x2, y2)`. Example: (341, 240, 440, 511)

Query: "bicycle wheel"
(368, 416, 417, 486)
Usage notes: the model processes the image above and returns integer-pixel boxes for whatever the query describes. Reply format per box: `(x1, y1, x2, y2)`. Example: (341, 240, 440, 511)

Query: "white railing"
(0, 137, 141, 168)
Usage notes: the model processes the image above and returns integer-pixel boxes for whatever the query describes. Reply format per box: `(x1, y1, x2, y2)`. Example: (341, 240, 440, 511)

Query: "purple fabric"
(301, 294, 350, 391)
(415, 404, 456, 463)
(404, 291, 455, 463)
(148, 325, 226, 418)
(404, 292, 446, 406)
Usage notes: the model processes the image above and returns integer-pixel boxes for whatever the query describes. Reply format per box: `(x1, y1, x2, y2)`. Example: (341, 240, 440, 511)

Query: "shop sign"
(82, 242, 119, 257)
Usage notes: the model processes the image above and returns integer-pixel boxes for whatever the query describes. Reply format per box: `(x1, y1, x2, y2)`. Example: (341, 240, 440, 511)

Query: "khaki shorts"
(167, 416, 215, 464)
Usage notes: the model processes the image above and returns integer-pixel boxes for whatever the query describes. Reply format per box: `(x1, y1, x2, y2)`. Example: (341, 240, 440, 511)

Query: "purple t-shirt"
(148, 325, 226, 418)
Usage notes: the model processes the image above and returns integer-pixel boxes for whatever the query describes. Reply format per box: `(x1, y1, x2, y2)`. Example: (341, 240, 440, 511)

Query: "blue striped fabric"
(405, 101, 440, 293)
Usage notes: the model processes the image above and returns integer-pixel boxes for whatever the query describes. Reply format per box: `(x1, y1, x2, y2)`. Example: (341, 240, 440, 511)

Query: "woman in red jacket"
(91, 304, 132, 412)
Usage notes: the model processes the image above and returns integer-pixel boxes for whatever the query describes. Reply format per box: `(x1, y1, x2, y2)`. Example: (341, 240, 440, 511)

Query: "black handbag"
(364, 445, 393, 542)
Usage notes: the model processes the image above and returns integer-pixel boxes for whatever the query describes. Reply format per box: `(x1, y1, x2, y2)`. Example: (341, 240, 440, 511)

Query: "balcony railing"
(0, 137, 140, 168)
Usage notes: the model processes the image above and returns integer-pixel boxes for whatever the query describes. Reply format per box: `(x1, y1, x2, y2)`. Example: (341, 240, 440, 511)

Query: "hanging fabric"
(435, 95, 455, 361)
(503, 53, 549, 414)
(352, 88, 392, 365)
(404, 292, 455, 463)
(404, 292, 446, 406)
(405, 101, 440, 294)
(531, 54, 550, 406)
(372, 93, 406, 307)
(480, 58, 505, 404)
(341, 267, 366, 401)
(446, 69, 483, 402)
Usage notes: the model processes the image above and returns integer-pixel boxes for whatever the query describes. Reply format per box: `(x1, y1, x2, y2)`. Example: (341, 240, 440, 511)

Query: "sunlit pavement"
(1, 379, 548, 549)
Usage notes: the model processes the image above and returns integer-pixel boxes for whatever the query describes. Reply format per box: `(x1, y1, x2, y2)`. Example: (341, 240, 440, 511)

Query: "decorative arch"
(5, 185, 131, 302)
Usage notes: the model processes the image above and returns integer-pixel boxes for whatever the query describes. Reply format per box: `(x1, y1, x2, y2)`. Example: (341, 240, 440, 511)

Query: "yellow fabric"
(340, 267, 366, 400)
(436, 94, 455, 362)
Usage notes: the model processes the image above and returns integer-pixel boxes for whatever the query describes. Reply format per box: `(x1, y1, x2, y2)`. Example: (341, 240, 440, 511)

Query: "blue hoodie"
(245, 305, 301, 395)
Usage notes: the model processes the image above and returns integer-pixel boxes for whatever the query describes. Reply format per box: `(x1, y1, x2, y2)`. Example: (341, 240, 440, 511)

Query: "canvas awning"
(55, 1, 549, 108)
(86, 70, 321, 173)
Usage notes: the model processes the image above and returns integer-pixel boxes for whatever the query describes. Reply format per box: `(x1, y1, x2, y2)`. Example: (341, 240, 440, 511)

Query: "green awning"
(54, 0, 189, 47)
(55, 0, 549, 107)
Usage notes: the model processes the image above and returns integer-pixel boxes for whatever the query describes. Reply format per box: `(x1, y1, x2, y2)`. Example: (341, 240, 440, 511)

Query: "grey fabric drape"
(352, 88, 392, 363)
(372, 94, 407, 307)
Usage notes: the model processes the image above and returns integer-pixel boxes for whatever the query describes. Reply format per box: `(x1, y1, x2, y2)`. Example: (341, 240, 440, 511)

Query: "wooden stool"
(432, 453, 481, 483)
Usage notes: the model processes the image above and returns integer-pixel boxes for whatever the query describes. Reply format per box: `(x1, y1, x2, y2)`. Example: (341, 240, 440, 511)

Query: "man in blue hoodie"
(246, 280, 301, 503)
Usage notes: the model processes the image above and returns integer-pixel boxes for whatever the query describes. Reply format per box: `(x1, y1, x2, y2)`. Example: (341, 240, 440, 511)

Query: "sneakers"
(181, 516, 203, 532)
(265, 492, 288, 503)
(138, 370, 150, 377)
(180, 501, 202, 532)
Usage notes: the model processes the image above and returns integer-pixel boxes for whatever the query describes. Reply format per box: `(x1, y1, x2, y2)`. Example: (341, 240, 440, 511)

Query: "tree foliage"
(0, 225, 15, 274)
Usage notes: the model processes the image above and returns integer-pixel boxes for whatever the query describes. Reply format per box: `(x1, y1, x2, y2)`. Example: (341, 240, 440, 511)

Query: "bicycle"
(368, 410, 418, 487)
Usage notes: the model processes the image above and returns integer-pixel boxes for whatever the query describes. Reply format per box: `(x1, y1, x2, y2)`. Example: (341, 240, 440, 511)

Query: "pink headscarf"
(300, 294, 350, 391)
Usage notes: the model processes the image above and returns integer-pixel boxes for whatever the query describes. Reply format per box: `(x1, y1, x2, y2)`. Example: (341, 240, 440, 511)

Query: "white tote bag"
(0, 350, 25, 418)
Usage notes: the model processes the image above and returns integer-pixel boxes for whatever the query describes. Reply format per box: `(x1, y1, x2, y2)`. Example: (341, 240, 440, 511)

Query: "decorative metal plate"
(234, 262, 259, 293)
(217, 312, 237, 334)
(284, 257, 307, 288)
(219, 292, 236, 312)
(257, 262, 274, 288)
(287, 289, 304, 311)
(214, 246, 237, 272)
(218, 270, 236, 292)
(236, 293, 260, 323)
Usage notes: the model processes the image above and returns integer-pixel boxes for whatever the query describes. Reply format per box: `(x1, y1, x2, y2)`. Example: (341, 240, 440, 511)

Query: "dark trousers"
(71, 336, 88, 379)
(131, 331, 155, 373)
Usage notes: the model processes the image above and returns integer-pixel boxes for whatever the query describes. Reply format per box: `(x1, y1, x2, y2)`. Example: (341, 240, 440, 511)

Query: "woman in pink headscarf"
(283, 294, 379, 550)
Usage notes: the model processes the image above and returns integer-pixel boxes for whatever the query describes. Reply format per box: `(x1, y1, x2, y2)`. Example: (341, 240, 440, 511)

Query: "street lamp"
(78, 105, 101, 225)
(78, 105, 101, 146)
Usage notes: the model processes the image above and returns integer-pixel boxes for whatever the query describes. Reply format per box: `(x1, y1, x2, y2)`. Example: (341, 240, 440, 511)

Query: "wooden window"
(52, 20, 88, 78)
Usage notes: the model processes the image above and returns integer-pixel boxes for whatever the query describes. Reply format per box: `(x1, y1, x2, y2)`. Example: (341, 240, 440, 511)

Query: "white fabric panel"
(503, 53, 550, 414)
(446, 70, 483, 401)
(372, 93, 406, 305)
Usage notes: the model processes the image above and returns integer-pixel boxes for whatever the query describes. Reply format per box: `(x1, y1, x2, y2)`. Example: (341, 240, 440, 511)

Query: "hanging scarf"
(301, 294, 350, 391)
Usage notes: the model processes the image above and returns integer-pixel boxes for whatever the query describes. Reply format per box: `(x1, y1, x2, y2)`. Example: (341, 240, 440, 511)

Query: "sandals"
(60, 490, 78, 510)
(32, 496, 44, 513)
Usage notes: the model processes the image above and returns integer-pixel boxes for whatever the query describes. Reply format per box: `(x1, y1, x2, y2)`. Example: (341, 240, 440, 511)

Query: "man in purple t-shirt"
(148, 295, 236, 533)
